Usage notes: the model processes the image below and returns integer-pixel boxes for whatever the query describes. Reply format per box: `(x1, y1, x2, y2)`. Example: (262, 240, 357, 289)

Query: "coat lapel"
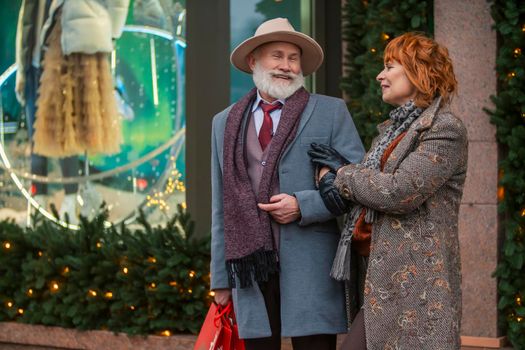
(382, 97, 443, 173)
(280, 94, 318, 160)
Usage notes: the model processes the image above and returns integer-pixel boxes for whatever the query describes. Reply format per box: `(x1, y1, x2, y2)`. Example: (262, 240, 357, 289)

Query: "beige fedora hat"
(230, 17, 324, 76)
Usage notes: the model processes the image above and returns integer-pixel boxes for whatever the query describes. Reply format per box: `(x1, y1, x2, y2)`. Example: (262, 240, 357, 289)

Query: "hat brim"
(230, 31, 324, 76)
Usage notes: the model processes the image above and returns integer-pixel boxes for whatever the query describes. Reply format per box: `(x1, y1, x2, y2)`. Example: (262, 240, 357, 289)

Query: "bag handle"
(214, 302, 233, 327)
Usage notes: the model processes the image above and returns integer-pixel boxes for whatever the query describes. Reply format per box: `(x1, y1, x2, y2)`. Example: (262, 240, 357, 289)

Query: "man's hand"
(258, 193, 301, 224)
(214, 289, 232, 306)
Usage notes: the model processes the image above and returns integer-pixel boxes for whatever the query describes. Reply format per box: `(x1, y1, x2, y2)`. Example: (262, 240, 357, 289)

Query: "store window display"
(15, 0, 129, 223)
(1, 0, 186, 228)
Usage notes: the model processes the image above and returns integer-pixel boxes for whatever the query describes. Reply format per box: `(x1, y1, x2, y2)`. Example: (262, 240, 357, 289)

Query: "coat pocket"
(299, 136, 329, 147)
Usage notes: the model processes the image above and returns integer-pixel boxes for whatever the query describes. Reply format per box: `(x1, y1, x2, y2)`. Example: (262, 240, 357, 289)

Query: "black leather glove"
(308, 143, 350, 173)
(318, 171, 350, 216)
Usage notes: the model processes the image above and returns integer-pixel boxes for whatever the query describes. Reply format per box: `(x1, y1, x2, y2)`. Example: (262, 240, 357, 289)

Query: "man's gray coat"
(210, 93, 365, 339)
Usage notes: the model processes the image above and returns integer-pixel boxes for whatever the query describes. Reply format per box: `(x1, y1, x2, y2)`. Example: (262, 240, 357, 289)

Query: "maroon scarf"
(223, 87, 309, 288)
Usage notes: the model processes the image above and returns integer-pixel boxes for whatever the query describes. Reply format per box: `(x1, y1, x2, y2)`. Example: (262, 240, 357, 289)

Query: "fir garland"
(0, 206, 211, 336)
(488, 1, 525, 348)
(340, 0, 432, 148)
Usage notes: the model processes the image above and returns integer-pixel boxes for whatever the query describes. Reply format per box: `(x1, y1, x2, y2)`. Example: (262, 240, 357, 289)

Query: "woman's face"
(376, 60, 417, 106)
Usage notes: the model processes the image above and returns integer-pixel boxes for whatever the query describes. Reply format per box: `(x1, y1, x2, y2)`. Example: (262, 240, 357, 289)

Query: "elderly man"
(210, 18, 365, 350)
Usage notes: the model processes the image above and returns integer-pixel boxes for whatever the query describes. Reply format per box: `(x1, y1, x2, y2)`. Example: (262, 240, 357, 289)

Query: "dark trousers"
(340, 253, 368, 350)
(340, 308, 366, 350)
(244, 273, 337, 350)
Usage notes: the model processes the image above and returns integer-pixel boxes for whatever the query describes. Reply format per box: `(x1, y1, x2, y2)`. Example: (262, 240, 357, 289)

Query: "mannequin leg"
(25, 65, 48, 196)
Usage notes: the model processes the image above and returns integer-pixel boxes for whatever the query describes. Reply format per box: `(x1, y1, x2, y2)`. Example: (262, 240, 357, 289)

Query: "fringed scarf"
(331, 100, 423, 281)
(223, 87, 309, 288)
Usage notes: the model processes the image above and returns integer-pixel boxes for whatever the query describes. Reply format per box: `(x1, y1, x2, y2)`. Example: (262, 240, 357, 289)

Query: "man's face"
(248, 42, 302, 83)
(248, 42, 304, 101)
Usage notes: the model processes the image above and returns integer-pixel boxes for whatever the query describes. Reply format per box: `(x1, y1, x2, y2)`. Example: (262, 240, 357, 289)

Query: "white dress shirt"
(252, 90, 286, 136)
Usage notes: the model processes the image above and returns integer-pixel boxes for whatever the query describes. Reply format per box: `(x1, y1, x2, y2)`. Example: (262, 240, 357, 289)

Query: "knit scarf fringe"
(226, 250, 280, 289)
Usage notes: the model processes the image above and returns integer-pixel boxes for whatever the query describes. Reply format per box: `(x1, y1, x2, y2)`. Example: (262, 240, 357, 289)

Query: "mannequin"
(15, 0, 79, 221)
(16, 0, 129, 223)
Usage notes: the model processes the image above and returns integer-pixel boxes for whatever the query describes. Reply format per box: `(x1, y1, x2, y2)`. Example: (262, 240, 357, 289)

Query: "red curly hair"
(383, 32, 457, 108)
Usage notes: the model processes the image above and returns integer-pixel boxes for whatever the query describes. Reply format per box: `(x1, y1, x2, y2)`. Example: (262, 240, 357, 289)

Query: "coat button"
(342, 186, 351, 198)
(261, 161, 267, 166)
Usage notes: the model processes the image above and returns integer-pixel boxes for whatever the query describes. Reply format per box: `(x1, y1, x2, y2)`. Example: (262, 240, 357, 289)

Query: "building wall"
(434, 0, 500, 339)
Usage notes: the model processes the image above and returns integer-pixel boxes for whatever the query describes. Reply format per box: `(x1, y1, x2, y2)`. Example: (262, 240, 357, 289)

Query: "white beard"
(252, 62, 305, 100)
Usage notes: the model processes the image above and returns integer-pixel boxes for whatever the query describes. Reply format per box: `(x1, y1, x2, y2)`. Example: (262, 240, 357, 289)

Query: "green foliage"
(0, 205, 211, 336)
(341, 0, 432, 148)
(488, 1, 525, 347)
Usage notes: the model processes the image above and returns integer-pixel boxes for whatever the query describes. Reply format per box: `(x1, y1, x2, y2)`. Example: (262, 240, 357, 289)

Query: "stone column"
(435, 1, 505, 348)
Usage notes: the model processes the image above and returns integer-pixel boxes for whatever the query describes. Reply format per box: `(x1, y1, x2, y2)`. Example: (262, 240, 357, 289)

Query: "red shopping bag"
(194, 302, 245, 350)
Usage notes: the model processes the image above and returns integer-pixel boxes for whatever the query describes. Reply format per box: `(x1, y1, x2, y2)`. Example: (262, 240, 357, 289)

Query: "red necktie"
(259, 101, 282, 151)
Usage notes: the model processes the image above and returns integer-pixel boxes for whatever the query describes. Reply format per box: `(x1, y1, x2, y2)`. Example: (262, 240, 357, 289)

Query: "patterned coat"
(334, 98, 468, 350)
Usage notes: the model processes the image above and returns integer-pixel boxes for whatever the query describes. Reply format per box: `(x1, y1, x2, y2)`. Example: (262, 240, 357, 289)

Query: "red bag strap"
(214, 302, 232, 327)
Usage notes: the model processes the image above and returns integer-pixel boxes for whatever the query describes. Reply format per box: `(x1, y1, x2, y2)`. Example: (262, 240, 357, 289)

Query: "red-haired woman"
(309, 32, 467, 349)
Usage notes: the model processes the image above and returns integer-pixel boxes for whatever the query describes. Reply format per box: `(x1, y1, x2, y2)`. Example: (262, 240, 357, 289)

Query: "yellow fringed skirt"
(34, 17, 122, 157)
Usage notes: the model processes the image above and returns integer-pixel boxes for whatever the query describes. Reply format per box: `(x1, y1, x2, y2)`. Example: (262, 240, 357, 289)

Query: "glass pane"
(0, 1, 186, 229)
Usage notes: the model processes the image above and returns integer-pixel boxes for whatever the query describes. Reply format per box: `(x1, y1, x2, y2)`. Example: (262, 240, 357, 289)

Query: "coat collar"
(412, 96, 444, 132)
(381, 97, 445, 174)
(376, 97, 444, 134)
(280, 93, 316, 159)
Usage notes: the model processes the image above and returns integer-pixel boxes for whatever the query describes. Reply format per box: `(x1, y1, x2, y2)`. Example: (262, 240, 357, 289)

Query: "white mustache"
(252, 63, 305, 100)
(269, 71, 296, 80)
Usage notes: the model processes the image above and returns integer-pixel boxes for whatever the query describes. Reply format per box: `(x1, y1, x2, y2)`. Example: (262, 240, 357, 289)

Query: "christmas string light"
(3, 242, 11, 249)
(146, 169, 185, 212)
(50, 281, 60, 292)
(498, 169, 505, 201)
(497, 186, 505, 201)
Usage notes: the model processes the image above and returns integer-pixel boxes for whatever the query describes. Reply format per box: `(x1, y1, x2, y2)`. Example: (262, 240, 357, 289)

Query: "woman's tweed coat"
(334, 98, 468, 350)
